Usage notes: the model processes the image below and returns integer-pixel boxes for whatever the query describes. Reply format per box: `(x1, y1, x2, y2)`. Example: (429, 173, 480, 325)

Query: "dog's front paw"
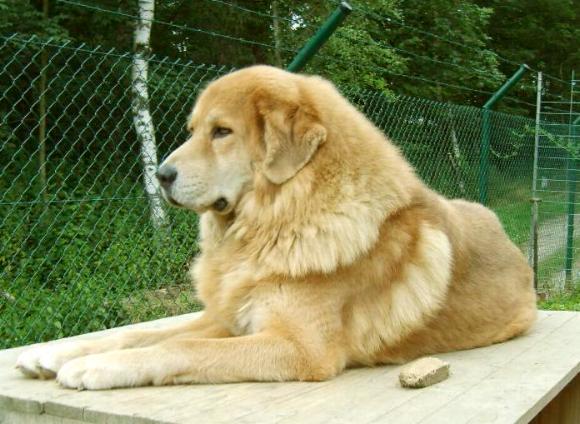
(16, 342, 86, 379)
(57, 352, 148, 390)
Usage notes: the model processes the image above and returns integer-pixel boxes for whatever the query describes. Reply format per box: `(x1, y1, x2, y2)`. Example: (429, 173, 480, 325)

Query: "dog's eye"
(212, 127, 232, 140)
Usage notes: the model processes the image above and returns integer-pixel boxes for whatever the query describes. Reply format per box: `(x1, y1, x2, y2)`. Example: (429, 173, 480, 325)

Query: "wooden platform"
(1, 311, 578, 424)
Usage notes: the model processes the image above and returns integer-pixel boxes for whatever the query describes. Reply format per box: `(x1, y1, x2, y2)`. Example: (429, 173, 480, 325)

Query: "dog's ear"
(255, 94, 326, 185)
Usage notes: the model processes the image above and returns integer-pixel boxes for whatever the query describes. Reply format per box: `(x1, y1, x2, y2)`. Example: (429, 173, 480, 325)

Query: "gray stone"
(399, 356, 450, 388)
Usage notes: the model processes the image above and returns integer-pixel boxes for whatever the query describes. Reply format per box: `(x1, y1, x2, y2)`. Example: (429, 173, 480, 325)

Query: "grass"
(122, 285, 201, 323)
(538, 288, 580, 311)
(487, 173, 580, 312)
(489, 174, 569, 248)
(488, 172, 534, 246)
(538, 237, 580, 293)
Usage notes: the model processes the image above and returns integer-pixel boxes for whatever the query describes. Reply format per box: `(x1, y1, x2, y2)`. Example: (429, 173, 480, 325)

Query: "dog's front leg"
(57, 333, 342, 390)
(16, 313, 229, 379)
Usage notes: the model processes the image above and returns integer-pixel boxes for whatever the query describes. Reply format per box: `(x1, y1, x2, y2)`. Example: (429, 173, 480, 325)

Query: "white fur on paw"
(16, 342, 85, 379)
(57, 353, 145, 390)
(16, 346, 57, 379)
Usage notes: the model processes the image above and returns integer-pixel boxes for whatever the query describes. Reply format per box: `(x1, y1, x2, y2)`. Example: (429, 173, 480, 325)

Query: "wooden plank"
(0, 311, 578, 424)
(413, 313, 580, 424)
(235, 311, 573, 424)
(367, 311, 578, 424)
(529, 374, 580, 424)
(144, 311, 574, 424)
(0, 409, 87, 424)
(0, 313, 200, 423)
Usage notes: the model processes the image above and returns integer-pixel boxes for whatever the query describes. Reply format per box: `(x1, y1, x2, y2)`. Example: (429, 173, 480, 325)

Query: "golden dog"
(16, 66, 537, 390)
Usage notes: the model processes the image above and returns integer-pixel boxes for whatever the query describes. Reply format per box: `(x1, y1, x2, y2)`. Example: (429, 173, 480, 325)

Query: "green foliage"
(0, 0, 67, 39)
(0, 36, 214, 348)
(0, 173, 202, 348)
(0, 0, 575, 109)
(537, 127, 580, 160)
(476, 0, 579, 84)
(385, 0, 505, 104)
(272, 0, 407, 93)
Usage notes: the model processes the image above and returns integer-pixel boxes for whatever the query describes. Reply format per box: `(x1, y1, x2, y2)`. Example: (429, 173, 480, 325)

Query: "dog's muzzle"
(155, 164, 181, 206)
(156, 164, 177, 190)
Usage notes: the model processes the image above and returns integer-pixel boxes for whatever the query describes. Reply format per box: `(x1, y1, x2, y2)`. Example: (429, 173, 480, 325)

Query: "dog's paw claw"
(15, 342, 86, 379)
(37, 366, 57, 380)
(15, 349, 44, 379)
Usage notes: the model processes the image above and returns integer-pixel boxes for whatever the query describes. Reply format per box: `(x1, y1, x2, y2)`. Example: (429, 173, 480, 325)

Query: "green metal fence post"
(287, 2, 352, 72)
(479, 64, 530, 204)
(564, 114, 579, 285)
(479, 109, 491, 204)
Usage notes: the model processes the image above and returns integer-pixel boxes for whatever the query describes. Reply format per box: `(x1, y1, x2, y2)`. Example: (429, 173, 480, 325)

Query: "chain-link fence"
(0, 34, 572, 349)
(534, 75, 580, 291)
(0, 34, 232, 348)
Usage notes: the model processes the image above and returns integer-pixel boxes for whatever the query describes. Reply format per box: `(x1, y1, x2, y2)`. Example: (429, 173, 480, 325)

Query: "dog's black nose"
(156, 164, 178, 189)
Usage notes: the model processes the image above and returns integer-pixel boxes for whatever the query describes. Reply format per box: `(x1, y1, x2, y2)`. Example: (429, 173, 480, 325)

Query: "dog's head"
(156, 65, 327, 214)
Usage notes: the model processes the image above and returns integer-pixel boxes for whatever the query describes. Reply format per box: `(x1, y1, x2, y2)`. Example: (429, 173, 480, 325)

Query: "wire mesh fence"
(535, 75, 580, 291)
(0, 34, 573, 349)
(0, 34, 231, 348)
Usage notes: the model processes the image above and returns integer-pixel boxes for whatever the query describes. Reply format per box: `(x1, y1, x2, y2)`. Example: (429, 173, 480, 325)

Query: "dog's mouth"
(166, 196, 183, 207)
(162, 190, 230, 214)
(160, 189, 183, 208)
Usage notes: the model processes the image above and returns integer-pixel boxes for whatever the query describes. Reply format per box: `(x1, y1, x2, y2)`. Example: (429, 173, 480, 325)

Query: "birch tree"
(132, 0, 166, 227)
(447, 106, 467, 196)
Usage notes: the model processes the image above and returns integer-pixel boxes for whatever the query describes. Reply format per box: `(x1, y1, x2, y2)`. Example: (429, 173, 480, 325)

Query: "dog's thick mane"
(198, 79, 423, 279)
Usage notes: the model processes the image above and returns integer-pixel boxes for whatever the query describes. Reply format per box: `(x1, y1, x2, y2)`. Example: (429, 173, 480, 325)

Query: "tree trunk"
(38, 0, 49, 202)
(131, 0, 166, 227)
(447, 106, 467, 196)
(272, 0, 283, 67)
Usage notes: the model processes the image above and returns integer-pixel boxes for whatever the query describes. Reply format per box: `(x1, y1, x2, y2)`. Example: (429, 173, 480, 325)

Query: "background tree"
(265, 0, 406, 93)
(476, 0, 579, 82)
(386, 0, 505, 105)
(132, 0, 166, 227)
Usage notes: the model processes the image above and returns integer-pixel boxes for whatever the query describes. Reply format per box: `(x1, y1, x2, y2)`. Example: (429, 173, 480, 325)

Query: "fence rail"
(0, 34, 576, 349)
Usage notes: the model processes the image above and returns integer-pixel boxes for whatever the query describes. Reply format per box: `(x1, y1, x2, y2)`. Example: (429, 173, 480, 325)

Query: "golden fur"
(16, 66, 537, 389)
